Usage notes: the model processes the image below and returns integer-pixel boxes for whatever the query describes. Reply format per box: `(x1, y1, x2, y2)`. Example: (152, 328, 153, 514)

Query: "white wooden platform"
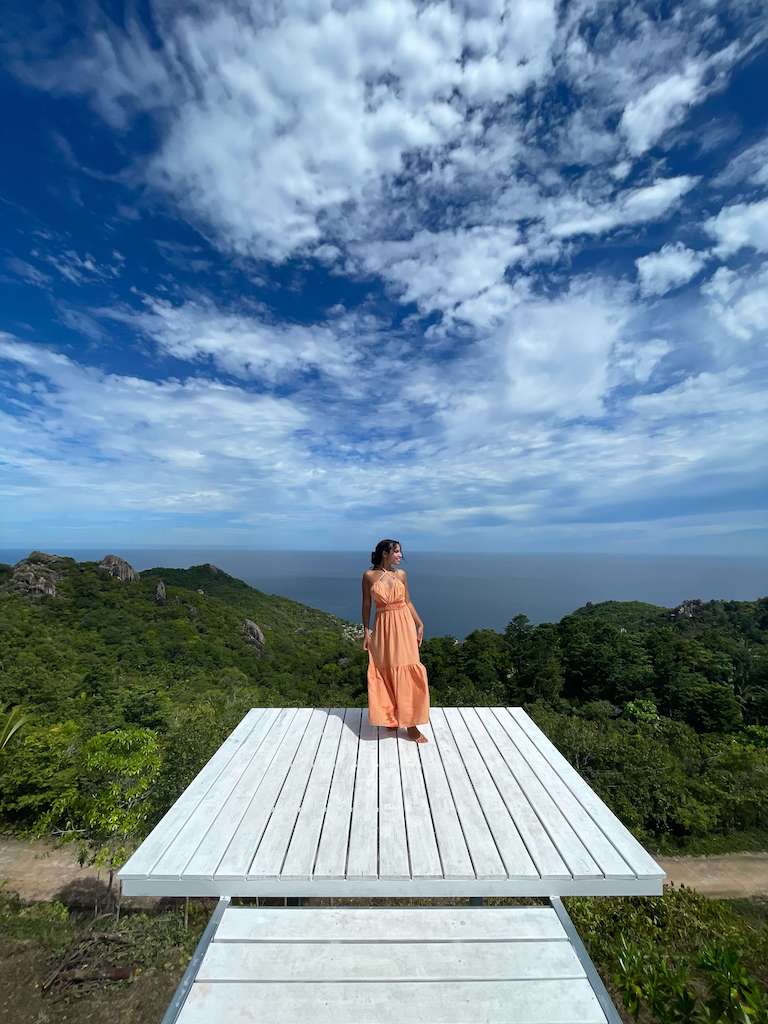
(169, 904, 621, 1024)
(119, 707, 664, 897)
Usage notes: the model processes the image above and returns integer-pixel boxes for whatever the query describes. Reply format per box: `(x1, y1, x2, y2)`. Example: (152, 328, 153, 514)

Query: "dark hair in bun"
(370, 539, 402, 568)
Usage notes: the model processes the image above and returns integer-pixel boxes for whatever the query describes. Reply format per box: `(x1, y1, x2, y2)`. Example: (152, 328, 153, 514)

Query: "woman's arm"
(361, 572, 373, 648)
(399, 570, 424, 646)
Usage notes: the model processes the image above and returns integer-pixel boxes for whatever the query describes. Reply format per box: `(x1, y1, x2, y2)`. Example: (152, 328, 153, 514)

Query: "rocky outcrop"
(202, 563, 221, 574)
(7, 552, 67, 598)
(155, 580, 166, 604)
(99, 554, 138, 583)
(243, 619, 266, 653)
(26, 551, 67, 566)
(671, 599, 703, 620)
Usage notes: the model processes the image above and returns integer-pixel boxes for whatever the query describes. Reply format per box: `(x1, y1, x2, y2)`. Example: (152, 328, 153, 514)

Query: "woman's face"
(387, 544, 402, 566)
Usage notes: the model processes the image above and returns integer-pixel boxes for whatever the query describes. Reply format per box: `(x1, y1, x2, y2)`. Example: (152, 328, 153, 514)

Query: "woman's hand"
(362, 627, 371, 651)
(416, 623, 424, 647)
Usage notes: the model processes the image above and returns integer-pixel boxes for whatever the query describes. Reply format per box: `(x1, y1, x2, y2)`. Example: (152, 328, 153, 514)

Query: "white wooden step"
(170, 904, 619, 1024)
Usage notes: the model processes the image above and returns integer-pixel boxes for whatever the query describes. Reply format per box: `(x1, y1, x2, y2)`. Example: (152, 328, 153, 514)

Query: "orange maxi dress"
(367, 571, 430, 728)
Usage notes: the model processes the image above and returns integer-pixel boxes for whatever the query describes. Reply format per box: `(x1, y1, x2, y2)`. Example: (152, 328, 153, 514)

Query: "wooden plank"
(214, 906, 569, 943)
(429, 709, 506, 879)
(443, 708, 538, 878)
(151, 709, 282, 878)
(472, 707, 598, 879)
(280, 709, 344, 879)
(119, 709, 266, 879)
(506, 708, 664, 879)
(198, 939, 585, 982)
(346, 715, 378, 878)
(474, 707, 599, 878)
(397, 728, 443, 878)
(177, 979, 607, 1024)
(123, 874, 663, 898)
(248, 708, 328, 878)
(461, 708, 571, 878)
(215, 709, 314, 879)
(491, 709, 633, 877)
(377, 728, 410, 879)
(313, 709, 362, 878)
(183, 708, 297, 878)
(415, 721, 474, 879)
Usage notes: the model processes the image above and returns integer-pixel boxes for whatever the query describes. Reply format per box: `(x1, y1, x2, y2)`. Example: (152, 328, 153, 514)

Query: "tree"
(0, 720, 81, 826)
(623, 698, 660, 724)
(64, 728, 161, 916)
(667, 675, 743, 732)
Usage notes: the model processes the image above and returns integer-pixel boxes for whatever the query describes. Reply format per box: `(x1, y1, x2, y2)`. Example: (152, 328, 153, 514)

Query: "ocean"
(2, 548, 766, 640)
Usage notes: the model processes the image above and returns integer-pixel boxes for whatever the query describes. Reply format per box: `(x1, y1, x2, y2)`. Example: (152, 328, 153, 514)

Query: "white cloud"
(620, 63, 708, 156)
(713, 134, 768, 188)
(552, 176, 698, 238)
(0, 333, 312, 510)
(17, 1, 560, 262)
(101, 298, 367, 390)
(702, 263, 768, 341)
(705, 197, 768, 256)
(619, 42, 739, 157)
(4, 258, 52, 288)
(612, 338, 672, 384)
(424, 278, 652, 438)
(635, 242, 708, 296)
(357, 226, 527, 325)
(499, 284, 632, 418)
(628, 368, 764, 420)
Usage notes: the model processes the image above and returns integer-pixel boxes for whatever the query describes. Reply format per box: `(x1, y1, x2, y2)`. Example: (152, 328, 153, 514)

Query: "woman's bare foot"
(407, 726, 428, 743)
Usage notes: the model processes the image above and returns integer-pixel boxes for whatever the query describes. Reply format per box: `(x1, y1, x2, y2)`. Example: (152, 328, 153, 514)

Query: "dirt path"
(0, 836, 102, 902)
(656, 852, 768, 898)
(0, 837, 158, 908)
(1, 837, 767, 902)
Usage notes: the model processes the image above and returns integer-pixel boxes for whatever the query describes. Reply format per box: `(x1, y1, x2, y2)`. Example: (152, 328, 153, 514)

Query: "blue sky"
(1, 0, 767, 554)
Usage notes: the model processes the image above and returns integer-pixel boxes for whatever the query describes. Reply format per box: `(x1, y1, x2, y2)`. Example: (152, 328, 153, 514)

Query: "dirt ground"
(0, 942, 180, 1024)
(655, 852, 768, 898)
(0, 839, 156, 910)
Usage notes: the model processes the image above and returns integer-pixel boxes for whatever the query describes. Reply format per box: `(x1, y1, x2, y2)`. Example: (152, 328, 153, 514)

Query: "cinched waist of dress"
(376, 600, 407, 612)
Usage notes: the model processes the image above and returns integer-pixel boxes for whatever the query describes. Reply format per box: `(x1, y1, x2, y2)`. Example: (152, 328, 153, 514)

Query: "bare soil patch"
(656, 852, 768, 898)
(0, 938, 181, 1024)
(0, 838, 157, 910)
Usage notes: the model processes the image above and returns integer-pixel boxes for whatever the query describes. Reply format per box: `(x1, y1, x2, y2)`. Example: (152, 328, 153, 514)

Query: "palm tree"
(0, 704, 27, 750)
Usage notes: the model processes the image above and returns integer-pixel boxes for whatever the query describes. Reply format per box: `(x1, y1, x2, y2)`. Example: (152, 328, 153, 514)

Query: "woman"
(362, 539, 430, 743)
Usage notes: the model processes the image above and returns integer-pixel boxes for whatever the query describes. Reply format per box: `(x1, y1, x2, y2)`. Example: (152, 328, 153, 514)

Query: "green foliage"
(624, 697, 660, 723)
(0, 719, 82, 826)
(0, 884, 209, 972)
(528, 704, 768, 845)
(0, 886, 73, 953)
(0, 703, 27, 749)
(566, 886, 768, 1023)
(109, 904, 209, 967)
(36, 728, 163, 881)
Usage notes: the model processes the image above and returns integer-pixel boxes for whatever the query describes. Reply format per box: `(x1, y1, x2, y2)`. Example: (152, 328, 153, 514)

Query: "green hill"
(0, 552, 365, 732)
